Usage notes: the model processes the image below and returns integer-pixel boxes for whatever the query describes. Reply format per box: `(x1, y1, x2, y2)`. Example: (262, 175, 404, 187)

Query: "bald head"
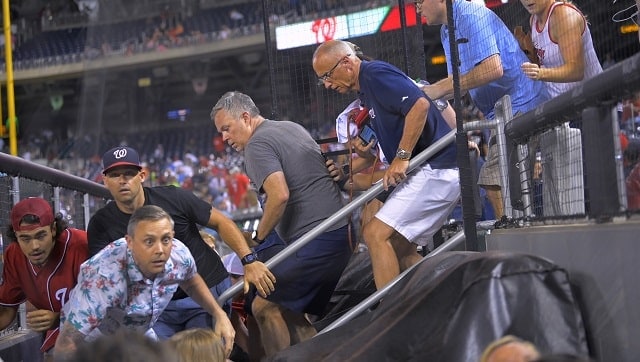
(313, 40, 353, 63)
(313, 40, 361, 93)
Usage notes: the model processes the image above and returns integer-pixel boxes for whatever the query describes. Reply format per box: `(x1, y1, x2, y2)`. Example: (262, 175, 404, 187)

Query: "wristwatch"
(251, 230, 264, 244)
(241, 251, 259, 266)
(341, 163, 350, 177)
(396, 148, 411, 161)
(434, 98, 449, 111)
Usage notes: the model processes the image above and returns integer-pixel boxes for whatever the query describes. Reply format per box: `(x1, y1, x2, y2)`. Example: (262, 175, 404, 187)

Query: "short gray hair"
(210, 91, 260, 120)
(127, 205, 174, 237)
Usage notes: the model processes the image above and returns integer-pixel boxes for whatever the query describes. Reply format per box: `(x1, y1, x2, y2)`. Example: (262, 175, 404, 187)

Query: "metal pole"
(261, 0, 279, 119)
(84, 194, 91, 230)
(517, 144, 533, 219)
(11, 176, 19, 204)
(445, 0, 478, 251)
(2, 0, 17, 155)
(494, 95, 521, 218)
(53, 187, 61, 214)
(397, 0, 410, 75)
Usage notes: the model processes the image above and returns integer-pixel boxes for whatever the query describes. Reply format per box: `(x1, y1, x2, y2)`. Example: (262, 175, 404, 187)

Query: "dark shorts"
(247, 225, 354, 316)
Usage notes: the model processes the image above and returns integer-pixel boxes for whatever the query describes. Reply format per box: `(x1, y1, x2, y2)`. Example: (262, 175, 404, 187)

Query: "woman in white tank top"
(519, 0, 603, 97)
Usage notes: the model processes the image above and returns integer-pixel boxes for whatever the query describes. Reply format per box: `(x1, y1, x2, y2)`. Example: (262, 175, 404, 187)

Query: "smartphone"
(358, 124, 377, 146)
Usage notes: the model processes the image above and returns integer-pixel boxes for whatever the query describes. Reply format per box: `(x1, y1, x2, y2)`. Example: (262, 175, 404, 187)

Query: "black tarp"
(271, 250, 590, 362)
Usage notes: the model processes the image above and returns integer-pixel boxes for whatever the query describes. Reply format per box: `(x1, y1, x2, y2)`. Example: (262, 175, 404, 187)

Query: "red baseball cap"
(10, 197, 55, 232)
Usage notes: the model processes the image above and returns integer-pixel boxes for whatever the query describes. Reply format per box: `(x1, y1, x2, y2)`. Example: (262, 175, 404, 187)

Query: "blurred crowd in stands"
(2, 0, 387, 70)
(1, 0, 638, 215)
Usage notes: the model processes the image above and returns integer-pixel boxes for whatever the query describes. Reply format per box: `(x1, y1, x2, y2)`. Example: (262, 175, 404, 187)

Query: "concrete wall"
(485, 218, 640, 362)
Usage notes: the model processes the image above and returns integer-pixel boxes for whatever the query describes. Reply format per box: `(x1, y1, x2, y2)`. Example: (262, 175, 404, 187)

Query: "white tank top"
(530, 2, 603, 97)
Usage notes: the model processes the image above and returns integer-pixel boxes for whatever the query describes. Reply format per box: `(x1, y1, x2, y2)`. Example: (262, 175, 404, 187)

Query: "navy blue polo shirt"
(358, 60, 456, 169)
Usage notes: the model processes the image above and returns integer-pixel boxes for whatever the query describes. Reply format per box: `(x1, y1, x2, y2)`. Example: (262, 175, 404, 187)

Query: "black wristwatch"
(241, 251, 259, 266)
(251, 230, 264, 244)
(341, 163, 350, 176)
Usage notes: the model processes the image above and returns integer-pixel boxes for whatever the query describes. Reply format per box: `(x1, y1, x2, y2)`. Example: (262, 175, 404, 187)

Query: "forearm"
(424, 77, 454, 101)
(54, 321, 86, 361)
(350, 156, 375, 174)
(0, 306, 17, 330)
(181, 275, 235, 356)
(397, 98, 430, 154)
(214, 215, 252, 260)
(255, 172, 288, 242)
(459, 54, 503, 92)
(350, 171, 385, 191)
(255, 195, 286, 241)
(538, 62, 584, 83)
(180, 275, 227, 319)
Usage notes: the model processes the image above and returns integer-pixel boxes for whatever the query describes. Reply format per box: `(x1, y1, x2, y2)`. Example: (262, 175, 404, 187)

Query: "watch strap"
(241, 252, 259, 266)
(251, 230, 264, 244)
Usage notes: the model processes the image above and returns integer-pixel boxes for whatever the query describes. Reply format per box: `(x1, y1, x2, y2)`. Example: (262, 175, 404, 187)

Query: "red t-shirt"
(627, 163, 640, 210)
(0, 228, 88, 352)
(228, 172, 251, 207)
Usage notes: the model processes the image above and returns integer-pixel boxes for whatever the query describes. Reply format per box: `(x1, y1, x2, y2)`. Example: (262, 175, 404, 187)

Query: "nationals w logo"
(113, 148, 128, 159)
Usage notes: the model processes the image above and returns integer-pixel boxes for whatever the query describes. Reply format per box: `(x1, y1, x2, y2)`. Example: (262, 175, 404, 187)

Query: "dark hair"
(127, 205, 174, 237)
(345, 41, 374, 61)
(5, 213, 69, 243)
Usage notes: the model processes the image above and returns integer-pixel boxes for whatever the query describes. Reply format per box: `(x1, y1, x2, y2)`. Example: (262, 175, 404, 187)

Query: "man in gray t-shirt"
(243, 118, 346, 241)
(211, 91, 353, 358)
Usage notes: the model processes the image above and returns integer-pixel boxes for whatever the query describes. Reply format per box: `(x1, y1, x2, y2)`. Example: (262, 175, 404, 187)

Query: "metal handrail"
(318, 229, 466, 335)
(506, 52, 640, 144)
(0, 152, 110, 198)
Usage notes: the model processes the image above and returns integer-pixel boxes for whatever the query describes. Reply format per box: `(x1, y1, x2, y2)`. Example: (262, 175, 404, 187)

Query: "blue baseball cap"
(102, 146, 142, 174)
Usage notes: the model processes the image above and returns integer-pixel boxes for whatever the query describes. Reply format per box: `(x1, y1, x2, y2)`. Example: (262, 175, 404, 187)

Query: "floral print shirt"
(61, 238, 196, 341)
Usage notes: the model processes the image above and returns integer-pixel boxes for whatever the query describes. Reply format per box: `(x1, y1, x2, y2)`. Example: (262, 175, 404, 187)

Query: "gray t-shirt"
(244, 120, 347, 241)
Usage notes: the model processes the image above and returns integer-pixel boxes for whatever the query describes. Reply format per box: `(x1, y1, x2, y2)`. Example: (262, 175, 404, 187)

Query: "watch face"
(396, 149, 411, 160)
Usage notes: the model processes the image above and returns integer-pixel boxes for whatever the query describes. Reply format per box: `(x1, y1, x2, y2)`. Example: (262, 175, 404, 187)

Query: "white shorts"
(375, 163, 460, 246)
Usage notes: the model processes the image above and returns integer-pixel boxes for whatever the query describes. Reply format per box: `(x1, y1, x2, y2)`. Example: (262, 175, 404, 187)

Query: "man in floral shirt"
(53, 205, 235, 360)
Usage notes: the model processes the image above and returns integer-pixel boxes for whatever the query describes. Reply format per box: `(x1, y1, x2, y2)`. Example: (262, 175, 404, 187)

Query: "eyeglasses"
(317, 54, 351, 85)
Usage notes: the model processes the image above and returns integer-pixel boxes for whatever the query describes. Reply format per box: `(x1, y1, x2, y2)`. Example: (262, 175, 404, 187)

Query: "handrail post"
(83, 193, 91, 230)
(494, 95, 524, 219)
(53, 187, 61, 214)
